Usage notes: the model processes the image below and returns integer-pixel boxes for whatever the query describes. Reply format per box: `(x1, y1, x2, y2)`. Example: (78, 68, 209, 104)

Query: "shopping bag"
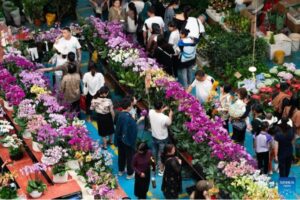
(80, 95, 86, 112)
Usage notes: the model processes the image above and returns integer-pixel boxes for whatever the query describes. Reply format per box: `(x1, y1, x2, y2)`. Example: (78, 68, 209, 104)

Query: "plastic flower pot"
(9, 8, 21, 27)
(3, 101, 13, 111)
(53, 173, 68, 183)
(66, 160, 80, 170)
(32, 141, 43, 152)
(9, 151, 23, 161)
(45, 13, 56, 26)
(22, 130, 32, 139)
(29, 191, 42, 198)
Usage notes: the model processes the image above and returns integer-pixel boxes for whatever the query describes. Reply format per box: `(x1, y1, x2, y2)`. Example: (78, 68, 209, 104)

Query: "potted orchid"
(41, 146, 69, 183)
(0, 134, 22, 148)
(52, 163, 69, 183)
(25, 115, 47, 140)
(0, 120, 14, 136)
(20, 163, 47, 198)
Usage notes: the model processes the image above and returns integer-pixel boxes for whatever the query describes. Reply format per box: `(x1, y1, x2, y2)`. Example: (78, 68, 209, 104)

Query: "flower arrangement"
(48, 113, 67, 128)
(26, 115, 47, 140)
(0, 120, 14, 135)
(36, 124, 59, 145)
(41, 146, 69, 165)
(20, 163, 47, 196)
(5, 85, 26, 106)
(37, 94, 63, 114)
(52, 163, 69, 177)
(217, 159, 256, 178)
(19, 71, 47, 89)
(0, 172, 18, 199)
(35, 28, 62, 43)
(17, 99, 36, 120)
(3, 54, 38, 72)
(108, 48, 139, 63)
(92, 184, 115, 200)
(0, 134, 22, 148)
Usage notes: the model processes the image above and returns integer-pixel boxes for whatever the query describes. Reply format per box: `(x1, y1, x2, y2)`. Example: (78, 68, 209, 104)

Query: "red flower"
(292, 84, 300, 91)
(260, 87, 273, 93)
(251, 94, 261, 100)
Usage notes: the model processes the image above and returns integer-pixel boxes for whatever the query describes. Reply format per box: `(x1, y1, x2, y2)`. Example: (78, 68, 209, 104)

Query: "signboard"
(278, 177, 296, 199)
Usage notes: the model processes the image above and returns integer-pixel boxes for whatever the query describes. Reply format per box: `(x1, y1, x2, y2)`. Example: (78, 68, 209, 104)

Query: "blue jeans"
(177, 65, 194, 88)
(152, 137, 168, 170)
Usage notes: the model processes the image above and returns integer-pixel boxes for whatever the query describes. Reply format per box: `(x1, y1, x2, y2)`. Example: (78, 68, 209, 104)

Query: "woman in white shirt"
(126, 2, 138, 43)
(82, 62, 105, 121)
(90, 86, 115, 149)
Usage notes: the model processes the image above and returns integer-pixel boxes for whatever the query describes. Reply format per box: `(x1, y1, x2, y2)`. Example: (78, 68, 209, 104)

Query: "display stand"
(0, 99, 82, 199)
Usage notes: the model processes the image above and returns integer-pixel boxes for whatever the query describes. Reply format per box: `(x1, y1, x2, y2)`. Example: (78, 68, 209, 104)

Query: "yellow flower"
(85, 154, 92, 162)
(30, 85, 49, 96)
(74, 151, 84, 161)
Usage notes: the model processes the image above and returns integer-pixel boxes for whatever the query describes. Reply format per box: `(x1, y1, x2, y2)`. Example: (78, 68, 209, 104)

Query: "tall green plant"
(23, 0, 48, 20)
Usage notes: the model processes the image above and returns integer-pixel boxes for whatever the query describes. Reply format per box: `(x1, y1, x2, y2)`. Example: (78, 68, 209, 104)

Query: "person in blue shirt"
(115, 97, 138, 179)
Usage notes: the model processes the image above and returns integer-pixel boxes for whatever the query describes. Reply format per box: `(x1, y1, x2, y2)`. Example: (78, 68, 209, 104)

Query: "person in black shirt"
(161, 144, 182, 199)
(153, 35, 175, 76)
(274, 117, 295, 177)
(251, 103, 265, 136)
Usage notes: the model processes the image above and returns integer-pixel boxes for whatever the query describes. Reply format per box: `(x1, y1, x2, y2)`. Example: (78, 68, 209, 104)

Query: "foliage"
(224, 11, 251, 33)
(198, 25, 268, 86)
(52, 163, 68, 176)
(26, 180, 47, 193)
(0, 185, 17, 199)
(8, 146, 23, 157)
(180, 0, 209, 17)
(22, 0, 48, 20)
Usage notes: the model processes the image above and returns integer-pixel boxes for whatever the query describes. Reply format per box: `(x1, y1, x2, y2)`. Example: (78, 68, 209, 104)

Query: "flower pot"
(34, 19, 42, 27)
(29, 191, 42, 198)
(45, 13, 56, 26)
(53, 173, 68, 183)
(3, 101, 13, 111)
(10, 8, 21, 27)
(32, 141, 43, 152)
(22, 130, 32, 139)
(9, 151, 23, 161)
(66, 160, 80, 170)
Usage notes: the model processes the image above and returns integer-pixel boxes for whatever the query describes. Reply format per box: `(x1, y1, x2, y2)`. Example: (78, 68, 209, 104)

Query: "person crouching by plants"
(161, 144, 182, 199)
(90, 86, 115, 150)
(190, 180, 214, 200)
(254, 121, 273, 174)
(133, 142, 156, 199)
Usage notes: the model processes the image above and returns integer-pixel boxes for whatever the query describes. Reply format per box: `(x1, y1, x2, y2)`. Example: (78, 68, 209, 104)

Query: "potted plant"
(8, 145, 24, 161)
(0, 120, 14, 136)
(52, 163, 69, 183)
(2, 1, 21, 27)
(20, 163, 47, 198)
(22, 0, 48, 26)
(0, 171, 18, 199)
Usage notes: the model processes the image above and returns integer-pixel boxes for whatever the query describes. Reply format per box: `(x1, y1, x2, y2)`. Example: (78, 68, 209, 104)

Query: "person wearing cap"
(272, 82, 290, 120)
(190, 180, 213, 200)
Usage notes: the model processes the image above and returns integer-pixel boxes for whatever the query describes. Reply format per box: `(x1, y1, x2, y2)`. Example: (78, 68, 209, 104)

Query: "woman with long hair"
(108, 0, 124, 22)
(161, 144, 182, 199)
(90, 86, 115, 149)
(82, 62, 105, 121)
(146, 23, 162, 56)
(274, 117, 295, 177)
(126, 2, 138, 42)
(164, 0, 179, 33)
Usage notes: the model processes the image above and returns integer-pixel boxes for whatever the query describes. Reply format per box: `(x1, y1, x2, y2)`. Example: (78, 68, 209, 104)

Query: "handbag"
(232, 120, 246, 132)
(79, 95, 86, 112)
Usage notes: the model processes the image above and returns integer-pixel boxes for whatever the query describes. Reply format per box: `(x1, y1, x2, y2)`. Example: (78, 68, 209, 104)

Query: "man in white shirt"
(143, 6, 164, 45)
(187, 70, 214, 103)
(149, 100, 173, 176)
(185, 14, 206, 43)
(52, 27, 82, 88)
(168, 21, 180, 53)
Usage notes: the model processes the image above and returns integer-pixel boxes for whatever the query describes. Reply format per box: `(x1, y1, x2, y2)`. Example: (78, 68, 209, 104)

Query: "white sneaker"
(158, 170, 164, 176)
(118, 171, 125, 176)
(126, 173, 135, 179)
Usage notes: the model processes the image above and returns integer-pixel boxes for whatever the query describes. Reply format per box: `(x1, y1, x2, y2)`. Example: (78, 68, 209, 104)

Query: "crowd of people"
(34, 0, 300, 199)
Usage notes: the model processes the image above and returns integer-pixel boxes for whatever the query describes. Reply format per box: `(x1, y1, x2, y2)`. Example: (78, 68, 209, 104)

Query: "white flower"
(269, 67, 278, 74)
